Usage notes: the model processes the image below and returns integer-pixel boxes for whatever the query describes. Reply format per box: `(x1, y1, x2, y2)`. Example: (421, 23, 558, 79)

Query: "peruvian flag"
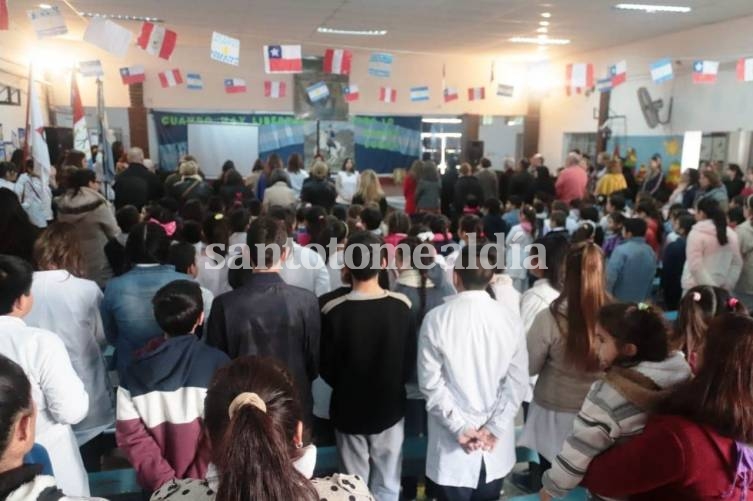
(468, 87, 485, 101)
(264, 45, 302, 73)
(26, 68, 51, 211)
(0, 0, 8, 30)
(323, 48, 352, 75)
(737, 58, 753, 82)
(566, 63, 594, 96)
(224, 78, 247, 94)
(343, 84, 359, 102)
(119, 65, 145, 85)
(158, 69, 183, 88)
(70, 72, 91, 159)
(443, 86, 459, 102)
(137, 22, 177, 60)
(264, 80, 286, 98)
(379, 86, 397, 103)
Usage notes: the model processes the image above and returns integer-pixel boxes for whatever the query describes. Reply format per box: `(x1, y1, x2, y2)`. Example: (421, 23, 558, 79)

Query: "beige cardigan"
(527, 307, 602, 413)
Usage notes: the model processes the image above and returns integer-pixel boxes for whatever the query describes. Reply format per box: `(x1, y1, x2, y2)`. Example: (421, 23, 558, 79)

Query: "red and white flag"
(693, 60, 719, 84)
(158, 69, 183, 88)
(323, 49, 352, 75)
(566, 63, 594, 95)
(443, 86, 459, 103)
(264, 80, 286, 98)
(119, 65, 145, 85)
(343, 84, 359, 102)
(468, 87, 485, 101)
(224, 78, 247, 94)
(137, 22, 177, 60)
(610, 60, 627, 87)
(26, 68, 51, 211)
(379, 86, 397, 103)
(737, 58, 753, 82)
(0, 0, 9, 30)
(70, 72, 90, 159)
(264, 45, 302, 73)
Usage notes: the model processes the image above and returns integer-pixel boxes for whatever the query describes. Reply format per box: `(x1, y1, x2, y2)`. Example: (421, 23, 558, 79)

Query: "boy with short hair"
(116, 279, 229, 491)
(503, 195, 522, 227)
(321, 231, 416, 501)
(607, 218, 657, 302)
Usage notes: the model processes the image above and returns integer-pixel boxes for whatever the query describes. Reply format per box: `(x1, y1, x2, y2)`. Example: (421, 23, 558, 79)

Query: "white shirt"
(489, 274, 521, 318)
(326, 248, 347, 291)
(24, 270, 114, 442)
(16, 173, 52, 227)
(418, 291, 528, 488)
(506, 225, 534, 281)
(279, 242, 332, 297)
(519, 278, 559, 403)
(0, 316, 90, 496)
(336, 171, 359, 204)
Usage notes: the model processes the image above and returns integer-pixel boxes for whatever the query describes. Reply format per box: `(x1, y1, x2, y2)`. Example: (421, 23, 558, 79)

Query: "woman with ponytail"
(681, 197, 742, 293)
(152, 356, 373, 501)
(518, 242, 610, 487)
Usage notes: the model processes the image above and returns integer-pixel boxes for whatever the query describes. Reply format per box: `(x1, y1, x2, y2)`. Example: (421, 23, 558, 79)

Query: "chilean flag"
(566, 63, 594, 96)
(379, 86, 397, 103)
(443, 86, 459, 102)
(343, 84, 359, 102)
(323, 48, 352, 75)
(264, 80, 286, 98)
(264, 45, 302, 73)
(737, 58, 753, 82)
(693, 60, 719, 84)
(119, 66, 145, 85)
(224, 78, 247, 93)
(610, 60, 627, 87)
(136, 22, 177, 60)
(468, 87, 485, 101)
(158, 69, 183, 88)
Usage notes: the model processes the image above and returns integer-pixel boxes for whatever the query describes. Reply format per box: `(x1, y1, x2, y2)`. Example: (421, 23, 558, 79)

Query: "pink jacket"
(555, 166, 588, 204)
(681, 219, 743, 291)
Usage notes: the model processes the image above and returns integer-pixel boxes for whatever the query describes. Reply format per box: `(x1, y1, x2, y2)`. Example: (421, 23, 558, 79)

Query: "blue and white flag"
(306, 81, 330, 102)
(650, 58, 674, 84)
(597, 77, 612, 93)
(410, 86, 429, 102)
(368, 52, 393, 78)
(186, 73, 203, 90)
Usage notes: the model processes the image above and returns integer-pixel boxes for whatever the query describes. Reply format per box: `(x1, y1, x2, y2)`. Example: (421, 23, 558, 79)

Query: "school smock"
(0, 316, 90, 497)
(418, 291, 528, 488)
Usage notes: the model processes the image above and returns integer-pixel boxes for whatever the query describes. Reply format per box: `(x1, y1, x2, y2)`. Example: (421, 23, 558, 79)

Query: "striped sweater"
(116, 335, 230, 491)
(543, 351, 691, 500)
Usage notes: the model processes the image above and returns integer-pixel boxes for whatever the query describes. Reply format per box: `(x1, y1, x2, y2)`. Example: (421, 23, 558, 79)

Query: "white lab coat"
(519, 278, 560, 403)
(418, 291, 528, 488)
(280, 242, 332, 297)
(0, 316, 90, 497)
(25, 270, 114, 444)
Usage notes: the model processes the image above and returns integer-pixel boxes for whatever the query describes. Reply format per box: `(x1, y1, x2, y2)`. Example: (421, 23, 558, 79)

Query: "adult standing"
(555, 153, 588, 204)
(56, 169, 120, 287)
(475, 158, 499, 202)
(532, 166, 556, 200)
(594, 159, 628, 198)
(453, 163, 484, 214)
(639, 153, 666, 199)
(15, 161, 52, 228)
(218, 169, 254, 208)
(668, 167, 700, 209)
(262, 169, 297, 211)
(508, 158, 535, 204)
(416, 160, 441, 214)
(352, 169, 388, 215)
(724, 163, 745, 199)
(114, 147, 163, 209)
(697, 169, 729, 211)
(336, 158, 359, 205)
(286, 154, 309, 198)
(403, 160, 419, 217)
(301, 161, 337, 212)
(169, 160, 213, 207)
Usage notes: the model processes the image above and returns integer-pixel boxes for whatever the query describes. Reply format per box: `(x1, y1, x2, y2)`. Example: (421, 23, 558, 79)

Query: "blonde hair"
(356, 169, 384, 203)
(310, 161, 329, 180)
(179, 160, 200, 178)
(459, 162, 472, 176)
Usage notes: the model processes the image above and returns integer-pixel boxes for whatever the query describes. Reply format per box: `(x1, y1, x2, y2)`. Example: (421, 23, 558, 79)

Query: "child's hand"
(539, 488, 554, 501)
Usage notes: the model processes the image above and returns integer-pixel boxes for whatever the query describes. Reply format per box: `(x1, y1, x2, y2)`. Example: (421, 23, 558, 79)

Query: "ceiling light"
(537, 27, 548, 33)
(541, 12, 552, 18)
(78, 12, 164, 22)
(510, 36, 570, 45)
(614, 3, 691, 13)
(422, 118, 463, 124)
(539, 21, 550, 26)
(38, 3, 52, 9)
(317, 27, 387, 36)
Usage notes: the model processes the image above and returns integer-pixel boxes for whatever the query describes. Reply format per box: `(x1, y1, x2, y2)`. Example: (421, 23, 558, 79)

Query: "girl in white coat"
(506, 206, 537, 293)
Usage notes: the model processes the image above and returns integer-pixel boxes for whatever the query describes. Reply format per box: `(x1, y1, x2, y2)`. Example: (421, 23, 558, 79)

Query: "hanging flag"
(410, 86, 430, 102)
(26, 68, 52, 212)
(224, 78, 247, 94)
(210, 32, 240, 66)
(490, 61, 495, 83)
(565, 63, 594, 95)
(306, 81, 330, 102)
(323, 49, 352, 75)
(368, 52, 393, 78)
(343, 84, 360, 102)
(264, 80, 286, 98)
(1, 0, 10, 30)
(83, 17, 132, 57)
(95, 77, 115, 195)
(27, 6, 67, 38)
(119, 65, 145, 85)
(70, 72, 91, 160)
(468, 87, 485, 101)
(496, 84, 514, 97)
(186, 73, 203, 90)
(379, 86, 397, 103)
(158, 69, 183, 88)
(443, 86, 459, 102)
(264, 45, 302, 73)
(78, 60, 104, 77)
(737, 58, 753, 82)
(597, 77, 613, 93)
(693, 60, 719, 84)
(610, 60, 627, 87)
(137, 22, 177, 60)
(650, 58, 674, 83)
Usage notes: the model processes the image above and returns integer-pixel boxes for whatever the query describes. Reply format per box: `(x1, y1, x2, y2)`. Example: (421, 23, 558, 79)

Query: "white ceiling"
(8, 0, 753, 57)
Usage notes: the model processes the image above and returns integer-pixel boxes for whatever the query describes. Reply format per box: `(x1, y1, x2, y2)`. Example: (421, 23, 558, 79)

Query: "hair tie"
(637, 302, 650, 311)
(728, 297, 740, 309)
(692, 291, 702, 302)
(214, 213, 224, 221)
(148, 218, 177, 237)
(228, 392, 267, 419)
(417, 231, 434, 243)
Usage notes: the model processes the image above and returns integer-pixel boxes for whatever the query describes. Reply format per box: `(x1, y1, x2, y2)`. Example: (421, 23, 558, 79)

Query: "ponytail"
(675, 286, 749, 355)
(697, 197, 728, 246)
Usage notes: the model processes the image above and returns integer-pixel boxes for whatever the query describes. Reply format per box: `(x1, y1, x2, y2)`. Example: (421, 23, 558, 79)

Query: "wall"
(538, 14, 753, 168)
(479, 118, 523, 169)
(0, 57, 49, 156)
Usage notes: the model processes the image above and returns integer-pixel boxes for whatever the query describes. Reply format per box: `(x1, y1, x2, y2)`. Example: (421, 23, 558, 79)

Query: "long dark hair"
(204, 357, 318, 501)
(0, 354, 32, 456)
(69, 168, 96, 196)
(598, 303, 669, 366)
(396, 236, 434, 324)
(674, 285, 747, 355)
(696, 197, 728, 246)
(0, 189, 37, 261)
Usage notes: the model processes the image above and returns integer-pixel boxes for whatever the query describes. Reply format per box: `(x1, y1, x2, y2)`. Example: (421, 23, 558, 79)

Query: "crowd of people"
(0, 142, 752, 501)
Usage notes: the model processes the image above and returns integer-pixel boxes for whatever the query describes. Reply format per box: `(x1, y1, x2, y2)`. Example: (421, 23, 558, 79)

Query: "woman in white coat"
(0, 255, 90, 496)
(25, 223, 114, 446)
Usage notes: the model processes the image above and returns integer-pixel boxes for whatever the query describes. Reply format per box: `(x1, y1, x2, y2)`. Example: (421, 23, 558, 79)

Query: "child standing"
(506, 206, 537, 292)
(540, 303, 691, 501)
(601, 212, 625, 258)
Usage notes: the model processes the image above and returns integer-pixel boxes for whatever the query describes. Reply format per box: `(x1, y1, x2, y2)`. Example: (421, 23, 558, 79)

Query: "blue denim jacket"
(606, 237, 657, 303)
(101, 265, 188, 378)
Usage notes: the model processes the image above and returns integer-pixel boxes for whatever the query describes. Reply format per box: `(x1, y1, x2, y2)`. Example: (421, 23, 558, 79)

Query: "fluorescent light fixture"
(541, 12, 552, 18)
(539, 21, 550, 26)
(510, 36, 570, 45)
(79, 12, 164, 22)
(317, 27, 387, 36)
(38, 3, 52, 9)
(422, 118, 463, 124)
(537, 27, 548, 33)
(614, 3, 691, 13)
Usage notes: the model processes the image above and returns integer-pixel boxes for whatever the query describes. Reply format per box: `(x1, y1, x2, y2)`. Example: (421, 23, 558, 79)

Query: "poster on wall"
(304, 121, 354, 172)
(353, 115, 422, 174)
(294, 58, 349, 121)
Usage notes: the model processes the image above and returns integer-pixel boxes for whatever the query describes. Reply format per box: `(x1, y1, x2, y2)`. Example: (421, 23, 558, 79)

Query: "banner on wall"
(353, 115, 421, 173)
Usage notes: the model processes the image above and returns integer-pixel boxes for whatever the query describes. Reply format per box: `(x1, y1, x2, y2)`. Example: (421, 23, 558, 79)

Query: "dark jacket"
(453, 176, 484, 213)
(508, 171, 535, 203)
(483, 214, 510, 243)
(351, 193, 388, 215)
(301, 178, 337, 211)
(206, 273, 321, 418)
(169, 178, 213, 206)
(219, 184, 254, 208)
(114, 163, 164, 209)
(662, 237, 687, 310)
